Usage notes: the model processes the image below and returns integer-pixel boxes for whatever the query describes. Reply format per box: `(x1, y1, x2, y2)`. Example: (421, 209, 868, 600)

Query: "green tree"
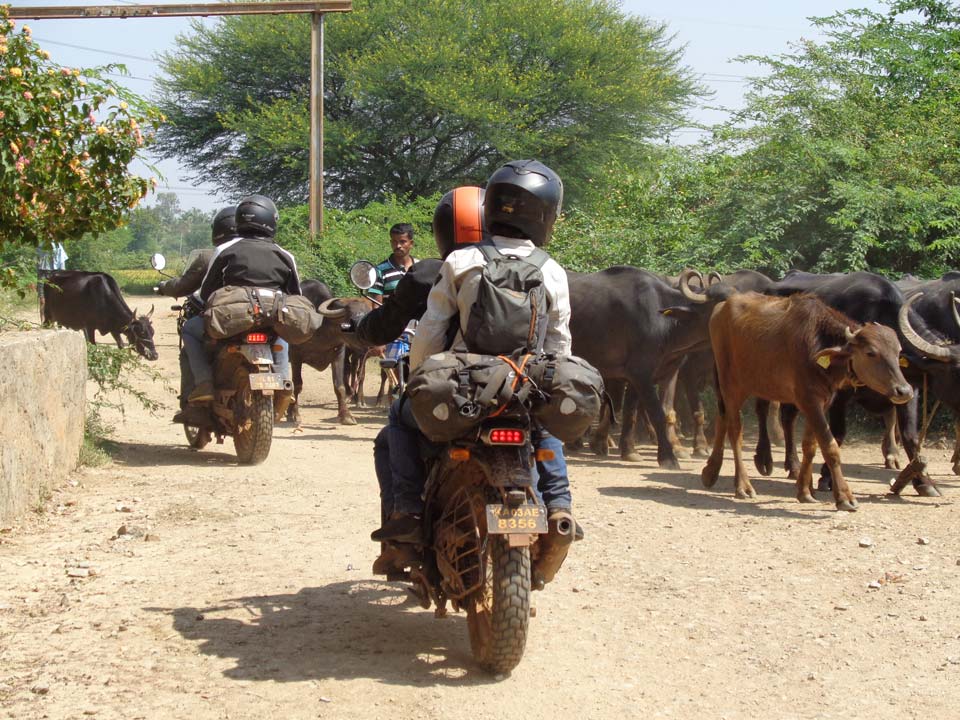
(155, 0, 702, 209)
(0, 6, 161, 279)
(700, 0, 960, 277)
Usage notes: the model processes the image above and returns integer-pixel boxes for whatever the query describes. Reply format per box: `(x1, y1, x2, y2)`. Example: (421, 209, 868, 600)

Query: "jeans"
(182, 314, 291, 388)
(373, 398, 572, 519)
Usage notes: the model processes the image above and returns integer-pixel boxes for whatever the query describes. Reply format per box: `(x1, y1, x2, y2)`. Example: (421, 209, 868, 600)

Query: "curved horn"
(146, 304, 154, 318)
(317, 298, 349, 319)
(899, 292, 952, 362)
(679, 268, 708, 303)
(707, 271, 723, 286)
(951, 292, 960, 335)
(844, 326, 860, 343)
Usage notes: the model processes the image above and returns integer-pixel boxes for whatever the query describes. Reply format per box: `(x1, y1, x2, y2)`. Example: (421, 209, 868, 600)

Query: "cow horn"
(317, 298, 349, 319)
(898, 292, 952, 362)
(679, 268, 708, 303)
(146, 304, 154, 318)
(707, 271, 723, 286)
(844, 326, 860, 343)
(951, 292, 960, 334)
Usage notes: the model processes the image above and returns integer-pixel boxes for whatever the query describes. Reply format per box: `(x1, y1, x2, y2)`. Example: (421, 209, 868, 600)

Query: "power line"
(33, 35, 156, 62)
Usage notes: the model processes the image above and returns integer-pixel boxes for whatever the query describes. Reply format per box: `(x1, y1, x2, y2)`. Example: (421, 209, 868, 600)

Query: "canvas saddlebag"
(203, 286, 280, 340)
(407, 351, 604, 444)
(274, 293, 322, 345)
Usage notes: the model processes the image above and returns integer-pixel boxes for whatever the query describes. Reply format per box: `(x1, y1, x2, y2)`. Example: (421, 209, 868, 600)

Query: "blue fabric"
(373, 426, 394, 523)
(531, 428, 572, 511)
(182, 315, 212, 385)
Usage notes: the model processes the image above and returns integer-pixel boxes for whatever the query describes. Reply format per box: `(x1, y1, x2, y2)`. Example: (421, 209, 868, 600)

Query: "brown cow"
(702, 292, 914, 511)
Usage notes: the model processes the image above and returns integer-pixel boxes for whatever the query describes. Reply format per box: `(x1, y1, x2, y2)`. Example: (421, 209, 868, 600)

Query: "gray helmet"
(483, 160, 563, 247)
(235, 194, 278, 238)
(211, 205, 237, 246)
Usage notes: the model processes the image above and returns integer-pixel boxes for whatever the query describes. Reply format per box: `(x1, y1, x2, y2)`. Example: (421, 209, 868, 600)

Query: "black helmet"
(432, 186, 485, 259)
(235, 194, 278, 238)
(483, 159, 563, 247)
(211, 205, 237, 246)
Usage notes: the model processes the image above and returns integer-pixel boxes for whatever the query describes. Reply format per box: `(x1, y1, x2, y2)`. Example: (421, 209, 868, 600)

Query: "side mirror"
(150, 253, 167, 271)
(349, 260, 378, 291)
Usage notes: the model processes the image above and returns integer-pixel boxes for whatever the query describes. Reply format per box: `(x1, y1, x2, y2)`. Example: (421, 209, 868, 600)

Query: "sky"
(12, 0, 887, 214)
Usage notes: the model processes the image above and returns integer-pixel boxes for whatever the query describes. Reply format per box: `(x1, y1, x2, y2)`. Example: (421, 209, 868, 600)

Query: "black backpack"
(462, 244, 551, 355)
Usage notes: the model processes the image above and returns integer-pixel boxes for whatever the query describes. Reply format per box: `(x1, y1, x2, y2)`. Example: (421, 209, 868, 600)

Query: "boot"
(187, 380, 214, 405)
(532, 509, 576, 588)
(372, 545, 403, 575)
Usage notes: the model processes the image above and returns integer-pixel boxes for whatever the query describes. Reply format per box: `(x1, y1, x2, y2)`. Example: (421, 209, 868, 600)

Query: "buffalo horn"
(679, 268, 709, 303)
(843, 326, 861, 343)
(951, 292, 960, 335)
(707, 271, 723, 286)
(317, 298, 349, 319)
(147, 304, 154, 318)
(898, 292, 952, 362)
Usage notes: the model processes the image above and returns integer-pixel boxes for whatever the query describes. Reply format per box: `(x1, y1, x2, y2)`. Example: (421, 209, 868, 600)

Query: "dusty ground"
(3, 298, 960, 720)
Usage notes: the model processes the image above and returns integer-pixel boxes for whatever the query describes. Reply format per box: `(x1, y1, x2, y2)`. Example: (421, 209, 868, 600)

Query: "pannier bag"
(407, 351, 603, 443)
(203, 286, 321, 344)
(273, 294, 322, 345)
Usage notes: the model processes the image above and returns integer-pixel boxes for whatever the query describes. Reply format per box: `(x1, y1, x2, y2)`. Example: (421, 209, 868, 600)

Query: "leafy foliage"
(0, 7, 162, 260)
(155, 0, 702, 208)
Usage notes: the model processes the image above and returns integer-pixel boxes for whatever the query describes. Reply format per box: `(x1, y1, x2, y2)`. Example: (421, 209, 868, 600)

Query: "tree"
(700, 0, 960, 277)
(155, 0, 702, 208)
(0, 7, 161, 266)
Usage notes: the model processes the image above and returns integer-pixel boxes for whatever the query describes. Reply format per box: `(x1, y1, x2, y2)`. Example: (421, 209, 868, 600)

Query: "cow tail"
(713, 364, 726, 416)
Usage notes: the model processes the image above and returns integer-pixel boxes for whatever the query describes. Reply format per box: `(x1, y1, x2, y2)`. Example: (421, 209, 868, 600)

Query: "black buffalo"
(42, 270, 158, 360)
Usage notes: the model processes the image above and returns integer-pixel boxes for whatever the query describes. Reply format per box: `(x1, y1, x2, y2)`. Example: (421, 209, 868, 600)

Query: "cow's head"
(816, 324, 913, 404)
(125, 305, 158, 361)
(318, 296, 377, 351)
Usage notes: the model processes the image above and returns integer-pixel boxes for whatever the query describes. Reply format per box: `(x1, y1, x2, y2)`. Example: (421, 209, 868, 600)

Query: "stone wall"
(0, 329, 86, 524)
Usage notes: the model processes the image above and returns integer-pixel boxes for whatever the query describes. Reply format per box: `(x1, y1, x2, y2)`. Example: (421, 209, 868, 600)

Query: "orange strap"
(489, 353, 532, 418)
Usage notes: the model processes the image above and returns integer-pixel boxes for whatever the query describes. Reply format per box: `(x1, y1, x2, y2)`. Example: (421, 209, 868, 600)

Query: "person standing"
(36, 241, 67, 317)
(370, 223, 417, 300)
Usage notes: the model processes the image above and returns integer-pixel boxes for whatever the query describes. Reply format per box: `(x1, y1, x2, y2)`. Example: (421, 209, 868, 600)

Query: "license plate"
(486, 503, 548, 534)
(249, 373, 285, 391)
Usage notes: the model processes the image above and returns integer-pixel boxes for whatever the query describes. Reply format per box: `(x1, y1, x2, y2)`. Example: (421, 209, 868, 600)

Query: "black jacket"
(356, 258, 441, 345)
(197, 236, 301, 303)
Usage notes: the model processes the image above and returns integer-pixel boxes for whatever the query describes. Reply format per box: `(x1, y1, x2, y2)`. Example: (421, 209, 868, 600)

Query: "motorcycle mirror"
(150, 253, 167, 271)
(349, 260, 378, 291)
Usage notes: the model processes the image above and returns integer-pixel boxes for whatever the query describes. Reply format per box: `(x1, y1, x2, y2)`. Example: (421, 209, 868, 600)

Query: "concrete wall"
(0, 329, 86, 524)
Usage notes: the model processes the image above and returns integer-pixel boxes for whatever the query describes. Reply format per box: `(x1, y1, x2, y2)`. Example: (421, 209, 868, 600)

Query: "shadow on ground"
(147, 581, 501, 687)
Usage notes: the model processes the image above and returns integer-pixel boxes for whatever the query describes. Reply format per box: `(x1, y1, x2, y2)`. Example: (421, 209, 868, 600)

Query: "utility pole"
(7, 2, 352, 236)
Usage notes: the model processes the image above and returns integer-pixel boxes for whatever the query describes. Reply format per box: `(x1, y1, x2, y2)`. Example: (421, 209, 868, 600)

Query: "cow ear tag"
(899, 356, 909, 368)
(816, 355, 831, 369)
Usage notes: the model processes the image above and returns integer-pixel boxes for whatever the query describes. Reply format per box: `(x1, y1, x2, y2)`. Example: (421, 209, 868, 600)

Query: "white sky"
(13, 0, 887, 213)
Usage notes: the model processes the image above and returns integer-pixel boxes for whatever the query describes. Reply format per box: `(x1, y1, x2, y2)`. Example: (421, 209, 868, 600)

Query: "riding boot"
(532, 509, 576, 588)
(273, 390, 293, 422)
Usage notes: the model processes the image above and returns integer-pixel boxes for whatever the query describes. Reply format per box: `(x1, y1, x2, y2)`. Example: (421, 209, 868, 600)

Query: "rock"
(144, 534, 160, 542)
(834, 603, 849, 611)
(195, 614, 205, 621)
(807, 672, 816, 681)
(67, 568, 90, 578)
(319, 697, 332, 703)
(920, 614, 929, 621)
(858, 537, 873, 548)
(867, 581, 882, 590)
(918, 537, 930, 545)
(31, 683, 50, 695)
(115, 503, 134, 513)
(114, 525, 145, 540)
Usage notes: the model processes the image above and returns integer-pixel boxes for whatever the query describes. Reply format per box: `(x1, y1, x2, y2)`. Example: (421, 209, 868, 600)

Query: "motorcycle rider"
(181, 194, 301, 405)
(156, 206, 236, 424)
(366, 167, 578, 583)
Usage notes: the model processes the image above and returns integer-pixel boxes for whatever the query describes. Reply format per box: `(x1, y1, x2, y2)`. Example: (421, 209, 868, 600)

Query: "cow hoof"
(734, 487, 755, 500)
(884, 456, 901, 470)
(673, 446, 692, 460)
(622, 452, 643, 463)
(693, 447, 709, 459)
(915, 483, 942, 498)
(658, 456, 681, 470)
(340, 415, 358, 426)
(591, 442, 610, 457)
(798, 493, 818, 504)
(753, 454, 773, 477)
(701, 468, 719, 488)
(953, 461, 960, 476)
(817, 477, 833, 492)
(836, 499, 859, 512)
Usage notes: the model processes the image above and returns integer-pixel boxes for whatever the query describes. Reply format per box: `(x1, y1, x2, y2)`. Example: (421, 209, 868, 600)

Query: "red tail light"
(245, 332, 268, 344)
(488, 428, 526, 445)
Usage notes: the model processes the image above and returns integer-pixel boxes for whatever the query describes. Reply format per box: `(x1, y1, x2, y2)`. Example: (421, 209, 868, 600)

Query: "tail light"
(486, 428, 527, 445)
(245, 332, 268, 344)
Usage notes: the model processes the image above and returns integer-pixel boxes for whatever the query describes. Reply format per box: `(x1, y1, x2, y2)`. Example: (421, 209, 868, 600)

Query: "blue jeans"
(373, 399, 572, 518)
(182, 314, 290, 387)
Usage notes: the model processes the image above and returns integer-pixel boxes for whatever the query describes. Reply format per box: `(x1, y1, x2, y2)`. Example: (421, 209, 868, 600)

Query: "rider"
(367, 166, 578, 582)
(157, 205, 236, 299)
(156, 205, 237, 422)
(181, 194, 301, 405)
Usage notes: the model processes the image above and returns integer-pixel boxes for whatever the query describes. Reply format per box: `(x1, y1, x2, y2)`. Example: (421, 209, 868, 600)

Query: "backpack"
(462, 244, 551, 355)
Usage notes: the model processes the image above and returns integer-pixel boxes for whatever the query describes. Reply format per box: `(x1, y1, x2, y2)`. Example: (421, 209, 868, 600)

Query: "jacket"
(196, 236, 301, 304)
(409, 236, 572, 370)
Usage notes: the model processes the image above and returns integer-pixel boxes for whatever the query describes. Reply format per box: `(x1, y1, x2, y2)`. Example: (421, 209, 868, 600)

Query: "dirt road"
(3, 300, 960, 719)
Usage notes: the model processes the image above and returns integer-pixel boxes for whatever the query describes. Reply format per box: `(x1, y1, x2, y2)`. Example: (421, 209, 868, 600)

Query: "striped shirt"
(370, 256, 416, 298)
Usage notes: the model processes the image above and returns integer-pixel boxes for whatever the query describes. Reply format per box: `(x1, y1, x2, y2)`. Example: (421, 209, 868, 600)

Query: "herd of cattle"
(40, 265, 960, 511)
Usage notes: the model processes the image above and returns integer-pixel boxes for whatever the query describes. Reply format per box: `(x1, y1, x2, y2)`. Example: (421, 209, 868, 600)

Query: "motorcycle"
(151, 253, 288, 464)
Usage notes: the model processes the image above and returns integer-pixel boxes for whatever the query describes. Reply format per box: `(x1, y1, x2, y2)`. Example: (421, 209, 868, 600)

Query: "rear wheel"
(234, 390, 273, 464)
(466, 535, 531, 674)
(183, 424, 211, 450)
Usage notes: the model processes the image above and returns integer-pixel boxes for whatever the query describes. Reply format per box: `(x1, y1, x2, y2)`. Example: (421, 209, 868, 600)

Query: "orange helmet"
(432, 186, 485, 259)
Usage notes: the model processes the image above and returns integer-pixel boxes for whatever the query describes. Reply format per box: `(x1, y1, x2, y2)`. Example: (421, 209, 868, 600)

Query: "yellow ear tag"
(662, 309, 672, 316)
(816, 355, 831, 369)
(899, 356, 909, 368)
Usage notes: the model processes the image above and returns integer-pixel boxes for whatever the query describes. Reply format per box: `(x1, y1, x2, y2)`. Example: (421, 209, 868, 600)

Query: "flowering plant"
(1, 5, 162, 259)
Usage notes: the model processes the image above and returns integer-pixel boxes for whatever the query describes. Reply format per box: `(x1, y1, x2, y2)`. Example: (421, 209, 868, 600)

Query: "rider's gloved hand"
(184, 295, 203, 318)
(153, 281, 165, 295)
